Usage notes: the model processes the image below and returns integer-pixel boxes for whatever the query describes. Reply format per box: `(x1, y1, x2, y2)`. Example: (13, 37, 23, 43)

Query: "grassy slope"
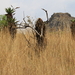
(0, 29, 75, 75)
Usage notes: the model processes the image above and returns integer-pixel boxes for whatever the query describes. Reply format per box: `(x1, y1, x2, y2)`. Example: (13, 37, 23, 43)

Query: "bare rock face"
(48, 13, 75, 30)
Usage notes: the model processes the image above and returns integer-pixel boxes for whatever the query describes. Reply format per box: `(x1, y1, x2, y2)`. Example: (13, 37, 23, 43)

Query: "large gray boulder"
(48, 13, 75, 30)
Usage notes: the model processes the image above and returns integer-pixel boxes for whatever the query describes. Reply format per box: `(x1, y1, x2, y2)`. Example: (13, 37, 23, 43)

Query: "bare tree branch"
(42, 8, 48, 23)
(15, 11, 44, 37)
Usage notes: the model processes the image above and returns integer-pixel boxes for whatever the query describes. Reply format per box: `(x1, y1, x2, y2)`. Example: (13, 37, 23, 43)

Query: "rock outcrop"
(48, 13, 75, 30)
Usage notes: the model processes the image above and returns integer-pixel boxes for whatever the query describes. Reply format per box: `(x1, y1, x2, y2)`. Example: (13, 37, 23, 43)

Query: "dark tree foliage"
(70, 20, 75, 40)
(35, 18, 46, 47)
(5, 6, 18, 38)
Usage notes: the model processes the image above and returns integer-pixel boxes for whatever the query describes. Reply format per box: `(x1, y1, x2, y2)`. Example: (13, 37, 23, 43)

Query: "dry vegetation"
(0, 29, 75, 75)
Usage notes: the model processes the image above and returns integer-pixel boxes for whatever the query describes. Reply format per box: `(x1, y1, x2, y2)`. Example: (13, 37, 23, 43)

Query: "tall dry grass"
(0, 29, 75, 75)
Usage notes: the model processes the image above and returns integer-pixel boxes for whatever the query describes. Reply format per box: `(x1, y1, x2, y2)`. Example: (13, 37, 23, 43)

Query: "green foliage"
(5, 7, 15, 15)
(7, 17, 16, 23)
(5, 6, 19, 24)
(71, 19, 75, 22)
(5, 6, 20, 16)
(0, 15, 8, 29)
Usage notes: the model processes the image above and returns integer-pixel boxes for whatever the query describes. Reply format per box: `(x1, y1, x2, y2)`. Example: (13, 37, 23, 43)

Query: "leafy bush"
(0, 15, 8, 29)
